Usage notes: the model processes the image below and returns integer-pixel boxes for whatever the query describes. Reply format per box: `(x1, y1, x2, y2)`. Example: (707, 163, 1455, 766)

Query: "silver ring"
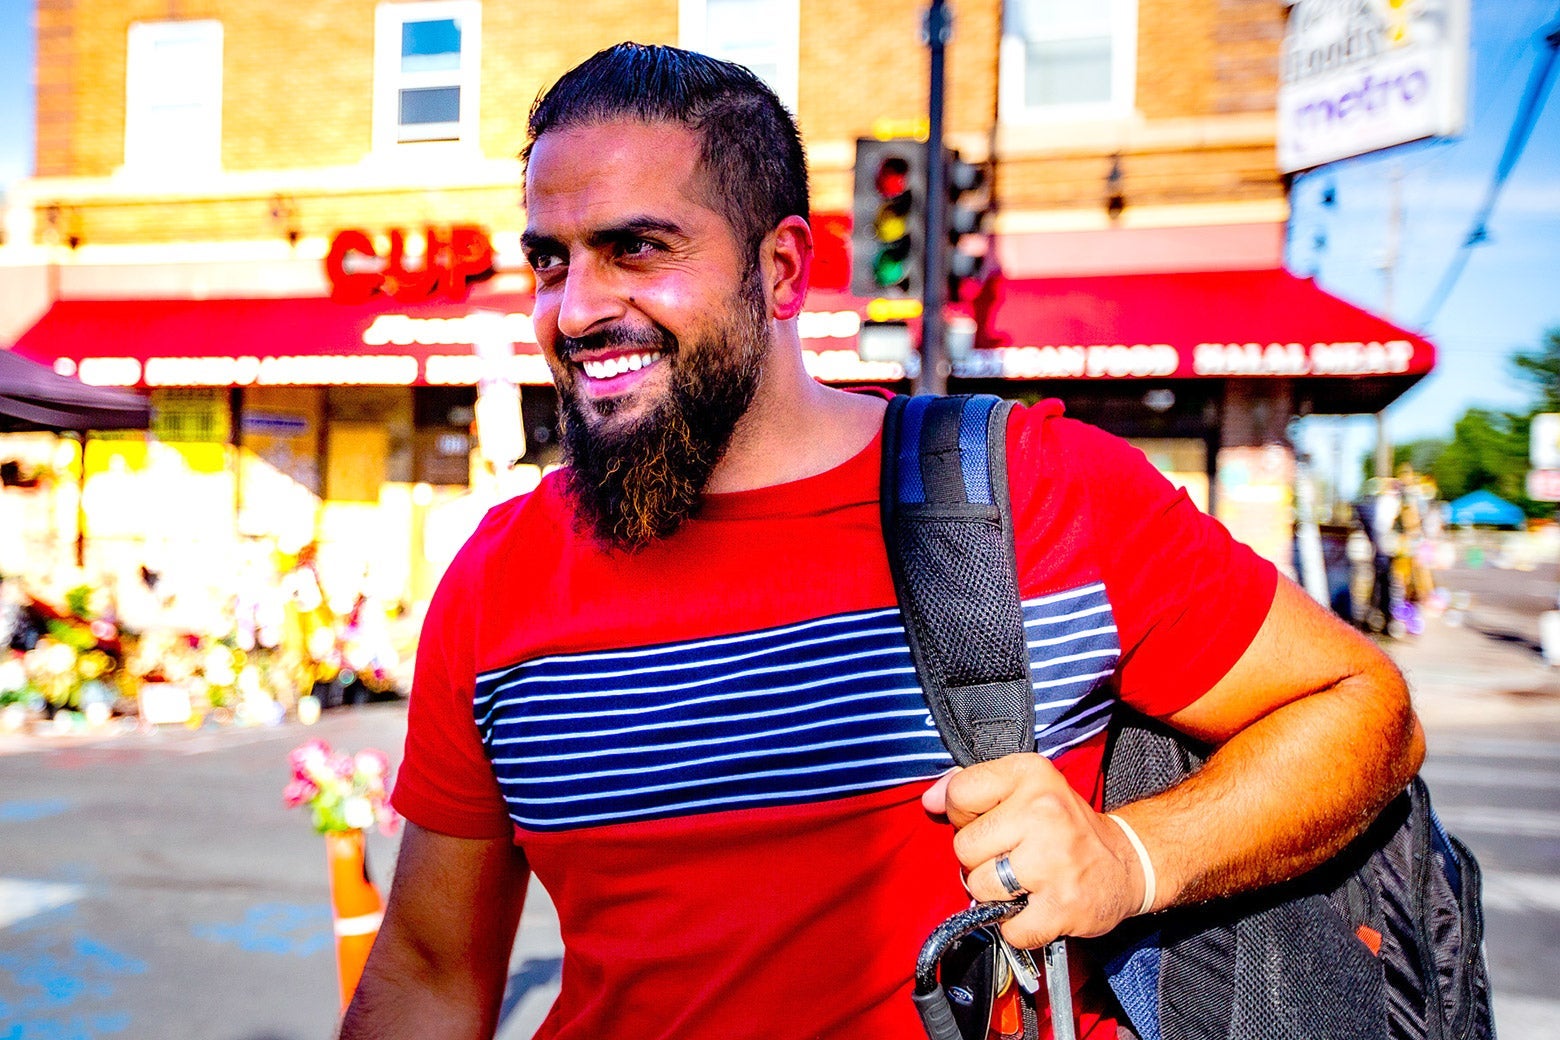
(994, 853, 1028, 898)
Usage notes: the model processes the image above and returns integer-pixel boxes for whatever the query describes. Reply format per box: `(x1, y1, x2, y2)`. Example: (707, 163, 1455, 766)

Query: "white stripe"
(483, 648, 910, 720)
(489, 687, 928, 745)
(486, 664, 919, 727)
(1032, 648, 1121, 669)
(1494, 993, 1560, 1034)
(1032, 667, 1117, 691)
(485, 624, 907, 699)
(0, 878, 85, 929)
(1429, 736, 1560, 762)
(1482, 870, 1560, 914)
(333, 910, 384, 937)
(504, 751, 951, 806)
(1034, 693, 1086, 711)
(508, 729, 948, 783)
(1023, 583, 1106, 609)
(510, 773, 931, 828)
(1027, 624, 1118, 649)
(477, 606, 902, 683)
(1036, 719, 1110, 758)
(494, 707, 931, 760)
(1437, 805, 1560, 839)
(1028, 603, 1113, 626)
(1420, 761, 1560, 790)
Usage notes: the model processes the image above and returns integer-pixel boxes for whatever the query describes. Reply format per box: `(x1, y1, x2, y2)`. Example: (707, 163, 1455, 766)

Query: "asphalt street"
(1, 565, 1558, 1040)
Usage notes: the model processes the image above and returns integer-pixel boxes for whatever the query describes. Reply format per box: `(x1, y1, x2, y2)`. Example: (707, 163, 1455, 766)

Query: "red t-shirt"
(394, 398, 1277, 1040)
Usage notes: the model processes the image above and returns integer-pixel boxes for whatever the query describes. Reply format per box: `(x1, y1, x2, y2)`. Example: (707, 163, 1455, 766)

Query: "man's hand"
(922, 758, 1148, 949)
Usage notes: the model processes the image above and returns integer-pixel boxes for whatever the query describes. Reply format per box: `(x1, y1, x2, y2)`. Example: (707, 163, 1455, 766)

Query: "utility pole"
(918, 0, 950, 395)
(1376, 163, 1403, 484)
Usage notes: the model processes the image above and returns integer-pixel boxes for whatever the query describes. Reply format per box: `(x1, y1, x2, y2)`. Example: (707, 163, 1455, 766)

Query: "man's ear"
(765, 215, 813, 321)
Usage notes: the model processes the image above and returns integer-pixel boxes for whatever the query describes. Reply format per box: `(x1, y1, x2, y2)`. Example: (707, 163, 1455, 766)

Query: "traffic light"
(945, 150, 991, 303)
(851, 138, 926, 299)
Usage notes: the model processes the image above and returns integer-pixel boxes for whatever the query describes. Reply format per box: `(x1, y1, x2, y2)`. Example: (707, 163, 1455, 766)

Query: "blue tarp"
(1445, 489, 1526, 528)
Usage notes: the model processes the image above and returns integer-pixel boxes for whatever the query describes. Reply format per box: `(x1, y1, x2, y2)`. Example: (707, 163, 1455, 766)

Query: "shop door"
(327, 422, 389, 503)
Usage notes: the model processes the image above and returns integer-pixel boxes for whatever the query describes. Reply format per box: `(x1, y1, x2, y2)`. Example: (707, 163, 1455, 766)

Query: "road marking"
(1438, 805, 1560, 839)
(1429, 736, 1560, 761)
(1421, 761, 1560, 789)
(1495, 993, 1560, 1033)
(1483, 871, 1560, 914)
(0, 877, 85, 929)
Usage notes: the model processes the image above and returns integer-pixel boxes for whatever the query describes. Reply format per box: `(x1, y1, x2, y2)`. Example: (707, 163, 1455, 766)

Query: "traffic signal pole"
(919, 0, 950, 395)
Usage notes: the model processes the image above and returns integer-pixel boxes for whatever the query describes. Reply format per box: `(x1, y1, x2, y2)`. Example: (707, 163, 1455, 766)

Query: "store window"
(1000, 0, 1136, 120)
(373, 0, 482, 147)
(679, 0, 799, 113)
(124, 20, 224, 172)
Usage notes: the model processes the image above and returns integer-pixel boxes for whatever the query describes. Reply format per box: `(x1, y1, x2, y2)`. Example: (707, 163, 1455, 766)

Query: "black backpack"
(881, 393, 1496, 1040)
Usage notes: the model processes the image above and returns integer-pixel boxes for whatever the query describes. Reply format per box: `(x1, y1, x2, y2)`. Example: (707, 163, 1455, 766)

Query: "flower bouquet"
(283, 739, 401, 836)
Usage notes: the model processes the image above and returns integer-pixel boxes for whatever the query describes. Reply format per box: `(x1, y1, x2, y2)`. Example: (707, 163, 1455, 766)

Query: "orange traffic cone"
(325, 828, 385, 1011)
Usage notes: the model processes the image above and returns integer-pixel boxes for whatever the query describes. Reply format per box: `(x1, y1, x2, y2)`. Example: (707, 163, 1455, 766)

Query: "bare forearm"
(1122, 669, 1424, 910)
(340, 950, 507, 1040)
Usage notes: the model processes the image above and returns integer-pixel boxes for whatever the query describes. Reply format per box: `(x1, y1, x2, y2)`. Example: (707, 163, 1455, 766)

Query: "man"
(340, 43, 1423, 1040)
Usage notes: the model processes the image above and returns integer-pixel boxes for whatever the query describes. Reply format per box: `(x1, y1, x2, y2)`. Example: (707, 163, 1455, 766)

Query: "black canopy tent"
(2, 348, 152, 566)
(1, 348, 152, 432)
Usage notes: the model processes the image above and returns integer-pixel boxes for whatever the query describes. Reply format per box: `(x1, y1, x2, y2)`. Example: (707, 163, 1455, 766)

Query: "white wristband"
(1107, 813, 1157, 916)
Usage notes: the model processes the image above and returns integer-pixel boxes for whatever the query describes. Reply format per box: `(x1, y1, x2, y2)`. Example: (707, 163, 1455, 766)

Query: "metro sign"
(326, 226, 495, 304)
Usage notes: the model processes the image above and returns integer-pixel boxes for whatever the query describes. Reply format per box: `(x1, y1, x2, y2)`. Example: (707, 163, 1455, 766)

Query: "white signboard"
(1531, 412, 1560, 470)
(1278, 0, 1470, 174)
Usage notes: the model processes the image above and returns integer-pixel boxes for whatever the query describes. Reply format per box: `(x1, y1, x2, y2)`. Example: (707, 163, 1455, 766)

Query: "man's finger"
(920, 767, 961, 816)
(942, 754, 1066, 828)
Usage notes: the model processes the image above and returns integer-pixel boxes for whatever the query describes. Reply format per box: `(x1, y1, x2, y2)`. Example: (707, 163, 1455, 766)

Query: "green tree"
(1510, 326, 1560, 412)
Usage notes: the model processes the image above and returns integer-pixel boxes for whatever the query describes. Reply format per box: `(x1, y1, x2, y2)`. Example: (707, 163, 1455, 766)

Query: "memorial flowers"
(284, 739, 400, 836)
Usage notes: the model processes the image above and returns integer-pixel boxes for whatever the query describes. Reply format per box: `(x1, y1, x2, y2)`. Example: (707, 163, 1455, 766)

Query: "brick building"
(0, 0, 1432, 604)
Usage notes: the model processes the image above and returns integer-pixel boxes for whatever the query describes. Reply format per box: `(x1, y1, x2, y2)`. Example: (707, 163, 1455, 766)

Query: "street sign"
(1531, 413, 1560, 469)
(1527, 468, 1560, 502)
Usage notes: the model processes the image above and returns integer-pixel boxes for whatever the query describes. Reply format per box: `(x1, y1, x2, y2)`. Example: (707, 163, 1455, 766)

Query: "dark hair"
(523, 42, 810, 257)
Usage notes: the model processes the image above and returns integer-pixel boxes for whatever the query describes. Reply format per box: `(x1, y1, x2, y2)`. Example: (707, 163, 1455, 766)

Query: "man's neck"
(703, 357, 887, 495)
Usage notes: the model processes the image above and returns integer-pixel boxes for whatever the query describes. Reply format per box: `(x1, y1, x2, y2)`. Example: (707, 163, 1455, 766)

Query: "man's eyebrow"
(586, 217, 687, 247)
(520, 228, 561, 253)
(520, 217, 688, 253)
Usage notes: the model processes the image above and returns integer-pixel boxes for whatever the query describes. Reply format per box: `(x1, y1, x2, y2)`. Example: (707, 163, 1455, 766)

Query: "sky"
(0, 0, 1555, 495)
(1286, 0, 1560, 493)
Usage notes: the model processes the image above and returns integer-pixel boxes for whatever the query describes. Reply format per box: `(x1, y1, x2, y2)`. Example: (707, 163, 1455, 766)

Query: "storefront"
(951, 266, 1435, 565)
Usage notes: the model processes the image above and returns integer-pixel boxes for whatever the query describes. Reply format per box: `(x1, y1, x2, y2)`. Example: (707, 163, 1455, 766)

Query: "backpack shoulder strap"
(880, 393, 1032, 767)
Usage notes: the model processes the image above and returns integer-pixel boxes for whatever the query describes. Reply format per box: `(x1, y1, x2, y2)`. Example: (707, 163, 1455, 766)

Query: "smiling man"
(338, 43, 1423, 1040)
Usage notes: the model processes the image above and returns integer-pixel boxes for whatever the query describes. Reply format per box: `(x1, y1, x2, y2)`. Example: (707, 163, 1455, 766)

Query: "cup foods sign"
(1277, 0, 1469, 174)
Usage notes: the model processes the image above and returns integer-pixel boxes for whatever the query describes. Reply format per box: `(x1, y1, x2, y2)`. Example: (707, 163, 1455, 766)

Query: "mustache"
(557, 324, 675, 363)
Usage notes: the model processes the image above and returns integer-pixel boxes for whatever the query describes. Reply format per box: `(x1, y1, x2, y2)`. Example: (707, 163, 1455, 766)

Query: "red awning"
(11, 287, 903, 389)
(961, 268, 1435, 390)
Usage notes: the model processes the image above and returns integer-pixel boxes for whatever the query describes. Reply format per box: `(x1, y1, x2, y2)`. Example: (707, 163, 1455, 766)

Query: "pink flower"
(283, 777, 319, 808)
(354, 749, 390, 778)
(289, 739, 331, 776)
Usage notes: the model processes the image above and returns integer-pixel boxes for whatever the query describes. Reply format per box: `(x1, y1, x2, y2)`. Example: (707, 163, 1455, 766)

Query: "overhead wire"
(1416, 11, 1560, 329)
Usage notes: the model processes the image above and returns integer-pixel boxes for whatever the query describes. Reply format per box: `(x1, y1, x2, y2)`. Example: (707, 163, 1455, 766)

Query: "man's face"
(522, 119, 773, 548)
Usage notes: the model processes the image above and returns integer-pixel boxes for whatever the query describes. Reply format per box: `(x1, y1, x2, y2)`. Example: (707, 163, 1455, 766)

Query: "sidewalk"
(1382, 607, 1560, 729)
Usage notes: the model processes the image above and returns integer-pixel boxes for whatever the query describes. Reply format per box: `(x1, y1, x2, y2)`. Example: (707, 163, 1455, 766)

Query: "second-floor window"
(374, 0, 482, 147)
(1001, 0, 1137, 120)
(124, 20, 224, 173)
(680, 0, 800, 114)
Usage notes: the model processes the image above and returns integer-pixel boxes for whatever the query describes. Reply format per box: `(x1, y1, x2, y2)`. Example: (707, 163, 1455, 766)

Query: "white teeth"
(580, 352, 662, 380)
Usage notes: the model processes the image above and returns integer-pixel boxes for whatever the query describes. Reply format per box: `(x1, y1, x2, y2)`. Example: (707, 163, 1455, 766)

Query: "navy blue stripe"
(475, 584, 1122, 833)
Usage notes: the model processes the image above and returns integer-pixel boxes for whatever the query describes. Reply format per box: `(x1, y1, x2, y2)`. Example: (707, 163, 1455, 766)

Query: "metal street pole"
(918, 0, 950, 395)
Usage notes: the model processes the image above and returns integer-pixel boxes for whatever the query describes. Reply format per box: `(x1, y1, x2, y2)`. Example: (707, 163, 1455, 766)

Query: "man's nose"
(554, 259, 627, 341)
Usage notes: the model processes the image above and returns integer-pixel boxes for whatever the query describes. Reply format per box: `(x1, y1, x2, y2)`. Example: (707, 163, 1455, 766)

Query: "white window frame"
(373, 0, 482, 150)
(679, 0, 800, 114)
(124, 20, 224, 173)
(999, 0, 1138, 124)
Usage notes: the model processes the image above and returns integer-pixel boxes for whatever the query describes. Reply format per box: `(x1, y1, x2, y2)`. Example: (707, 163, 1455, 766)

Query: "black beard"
(558, 267, 768, 551)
